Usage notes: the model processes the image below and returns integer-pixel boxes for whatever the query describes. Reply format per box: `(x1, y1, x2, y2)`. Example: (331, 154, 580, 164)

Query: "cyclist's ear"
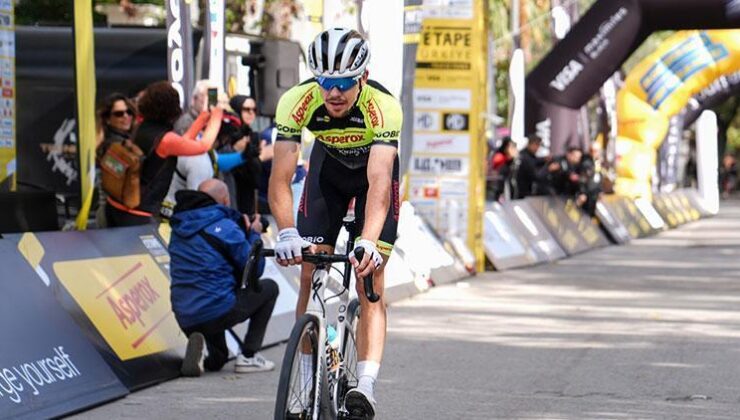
(361, 70, 369, 84)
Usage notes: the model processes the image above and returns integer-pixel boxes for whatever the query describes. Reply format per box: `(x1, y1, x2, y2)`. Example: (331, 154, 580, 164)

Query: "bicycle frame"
(304, 216, 358, 419)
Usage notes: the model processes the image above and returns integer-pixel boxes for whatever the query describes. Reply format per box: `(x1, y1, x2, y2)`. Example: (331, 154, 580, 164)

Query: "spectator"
(515, 135, 547, 199)
(169, 178, 278, 376)
(95, 93, 136, 159)
(489, 136, 519, 201)
(160, 112, 255, 218)
(543, 147, 597, 214)
(174, 80, 211, 135)
(228, 95, 262, 215)
(104, 81, 223, 227)
(720, 153, 738, 199)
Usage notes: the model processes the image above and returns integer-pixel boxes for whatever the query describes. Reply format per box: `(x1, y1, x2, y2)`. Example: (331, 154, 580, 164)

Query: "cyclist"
(269, 28, 401, 419)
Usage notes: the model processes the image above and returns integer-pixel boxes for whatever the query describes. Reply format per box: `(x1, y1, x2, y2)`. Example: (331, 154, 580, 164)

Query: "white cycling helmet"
(307, 28, 370, 79)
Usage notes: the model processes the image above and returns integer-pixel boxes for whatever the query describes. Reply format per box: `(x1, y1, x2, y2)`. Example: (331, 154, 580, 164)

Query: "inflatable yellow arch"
(616, 30, 740, 198)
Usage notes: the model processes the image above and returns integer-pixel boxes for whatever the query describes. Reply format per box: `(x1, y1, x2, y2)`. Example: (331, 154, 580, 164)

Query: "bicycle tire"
(328, 299, 361, 418)
(274, 313, 324, 420)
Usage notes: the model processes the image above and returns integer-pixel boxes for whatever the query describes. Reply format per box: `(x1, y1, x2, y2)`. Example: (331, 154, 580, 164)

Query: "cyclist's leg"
(348, 156, 400, 411)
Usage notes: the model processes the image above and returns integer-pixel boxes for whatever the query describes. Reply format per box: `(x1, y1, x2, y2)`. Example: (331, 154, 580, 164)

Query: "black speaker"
(243, 39, 301, 117)
(0, 191, 59, 234)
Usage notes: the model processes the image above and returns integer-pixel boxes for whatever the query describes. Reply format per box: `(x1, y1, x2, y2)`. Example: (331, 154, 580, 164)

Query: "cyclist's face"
(320, 72, 368, 118)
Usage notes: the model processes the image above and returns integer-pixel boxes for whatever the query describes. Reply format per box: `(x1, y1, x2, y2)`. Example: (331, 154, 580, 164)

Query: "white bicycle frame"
(305, 259, 356, 419)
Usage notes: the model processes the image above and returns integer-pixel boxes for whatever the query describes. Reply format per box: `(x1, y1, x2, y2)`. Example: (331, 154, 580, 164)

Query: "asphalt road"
(73, 199, 740, 419)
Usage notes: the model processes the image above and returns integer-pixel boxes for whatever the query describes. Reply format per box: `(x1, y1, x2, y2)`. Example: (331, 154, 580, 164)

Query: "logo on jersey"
(367, 99, 384, 128)
(291, 91, 314, 125)
(317, 134, 365, 145)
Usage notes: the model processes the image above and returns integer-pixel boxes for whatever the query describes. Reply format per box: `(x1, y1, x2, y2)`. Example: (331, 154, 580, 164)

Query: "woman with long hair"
(105, 81, 223, 227)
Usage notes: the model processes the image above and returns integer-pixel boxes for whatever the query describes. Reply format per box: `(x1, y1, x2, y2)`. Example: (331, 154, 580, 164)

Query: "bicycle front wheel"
(274, 313, 324, 420)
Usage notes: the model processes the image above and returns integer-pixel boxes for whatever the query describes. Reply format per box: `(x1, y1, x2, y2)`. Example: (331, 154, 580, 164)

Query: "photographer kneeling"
(169, 178, 278, 376)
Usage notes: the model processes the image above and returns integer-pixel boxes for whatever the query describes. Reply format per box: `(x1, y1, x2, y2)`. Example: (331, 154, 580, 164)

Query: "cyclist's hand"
(350, 239, 383, 279)
(275, 227, 314, 266)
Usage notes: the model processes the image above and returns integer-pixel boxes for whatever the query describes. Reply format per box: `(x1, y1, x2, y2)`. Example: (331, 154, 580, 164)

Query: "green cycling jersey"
(274, 79, 403, 169)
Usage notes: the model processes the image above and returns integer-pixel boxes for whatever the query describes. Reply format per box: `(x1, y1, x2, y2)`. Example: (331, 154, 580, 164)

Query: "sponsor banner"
(483, 202, 539, 270)
(442, 112, 469, 131)
(0, 1, 13, 190)
(595, 200, 632, 244)
(166, 0, 194, 109)
(414, 111, 441, 131)
(412, 133, 470, 154)
(681, 188, 712, 218)
(410, 156, 469, 176)
(600, 195, 646, 239)
(422, 0, 473, 20)
(206, 0, 225, 88)
(501, 200, 567, 263)
(413, 88, 472, 110)
(0, 240, 127, 419)
(525, 196, 610, 256)
(7, 226, 186, 390)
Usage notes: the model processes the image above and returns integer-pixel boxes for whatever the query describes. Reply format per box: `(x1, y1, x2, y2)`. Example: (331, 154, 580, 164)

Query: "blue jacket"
(168, 190, 264, 328)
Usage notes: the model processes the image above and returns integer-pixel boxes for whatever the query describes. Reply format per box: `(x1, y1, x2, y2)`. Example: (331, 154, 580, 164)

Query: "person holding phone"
(104, 80, 224, 227)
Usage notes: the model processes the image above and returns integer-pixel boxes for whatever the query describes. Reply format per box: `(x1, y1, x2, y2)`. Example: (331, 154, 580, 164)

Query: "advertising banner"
(0, 1, 14, 191)
(166, 0, 194, 109)
(408, 0, 488, 270)
(206, 0, 225, 89)
(594, 200, 631, 244)
(483, 202, 539, 270)
(72, 2, 96, 229)
(525, 196, 609, 256)
(0, 240, 127, 419)
(502, 200, 567, 263)
(9, 227, 186, 390)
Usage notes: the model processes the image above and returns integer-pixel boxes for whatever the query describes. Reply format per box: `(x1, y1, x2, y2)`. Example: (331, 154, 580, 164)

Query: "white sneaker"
(181, 332, 205, 377)
(235, 353, 275, 373)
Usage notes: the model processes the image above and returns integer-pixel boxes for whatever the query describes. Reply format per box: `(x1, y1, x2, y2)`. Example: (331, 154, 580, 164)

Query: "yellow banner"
(408, 0, 488, 271)
(304, 0, 324, 36)
(73, 3, 97, 229)
(0, 2, 14, 189)
(54, 255, 185, 361)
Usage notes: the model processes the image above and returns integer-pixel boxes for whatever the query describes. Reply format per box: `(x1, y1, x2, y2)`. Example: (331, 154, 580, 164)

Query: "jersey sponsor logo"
(291, 90, 315, 125)
(349, 116, 364, 124)
(367, 99, 384, 128)
(316, 115, 331, 123)
(317, 133, 365, 144)
(377, 130, 400, 139)
(334, 145, 371, 158)
(276, 123, 301, 135)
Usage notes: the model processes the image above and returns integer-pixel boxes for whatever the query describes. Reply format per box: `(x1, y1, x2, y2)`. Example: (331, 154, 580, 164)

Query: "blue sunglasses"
(317, 76, 360, 92)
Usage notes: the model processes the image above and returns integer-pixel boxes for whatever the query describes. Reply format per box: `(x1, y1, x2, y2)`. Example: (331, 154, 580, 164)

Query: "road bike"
(244, 215, 379, 420)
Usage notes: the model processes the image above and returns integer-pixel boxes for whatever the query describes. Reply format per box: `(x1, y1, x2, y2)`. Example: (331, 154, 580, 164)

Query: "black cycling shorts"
(296, 144, 399, 255)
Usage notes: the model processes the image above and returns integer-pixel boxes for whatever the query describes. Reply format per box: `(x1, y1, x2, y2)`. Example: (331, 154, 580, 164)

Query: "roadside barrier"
(0, 189, 709, 418)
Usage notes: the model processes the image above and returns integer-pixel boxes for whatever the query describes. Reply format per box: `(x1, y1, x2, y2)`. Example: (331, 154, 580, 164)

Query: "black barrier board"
(501, 201, 567, 263)
(483, 202, 539, 270)
(0, 240, 128, 419)
(525, 197, 610, 256)
(595, 200, 632, 245)
(7, 226, 186, 391)
(683, 189, 711, 217)
(600, 195, 641, 239)
(652, 194, 683, 228)
(679, 189, 710, 218)
(670, 191, 699, 223)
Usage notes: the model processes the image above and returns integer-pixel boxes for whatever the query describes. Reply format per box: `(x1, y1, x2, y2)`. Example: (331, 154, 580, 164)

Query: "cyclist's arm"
(361, 145, 396, 243)
(269, 141, 300, 230)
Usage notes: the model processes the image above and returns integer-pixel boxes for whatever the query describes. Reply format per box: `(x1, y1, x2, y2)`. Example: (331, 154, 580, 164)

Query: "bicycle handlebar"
(258, 248, 381, 303)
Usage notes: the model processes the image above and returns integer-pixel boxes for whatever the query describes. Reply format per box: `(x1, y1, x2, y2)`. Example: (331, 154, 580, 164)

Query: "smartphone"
(207, 88, 218, 108)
